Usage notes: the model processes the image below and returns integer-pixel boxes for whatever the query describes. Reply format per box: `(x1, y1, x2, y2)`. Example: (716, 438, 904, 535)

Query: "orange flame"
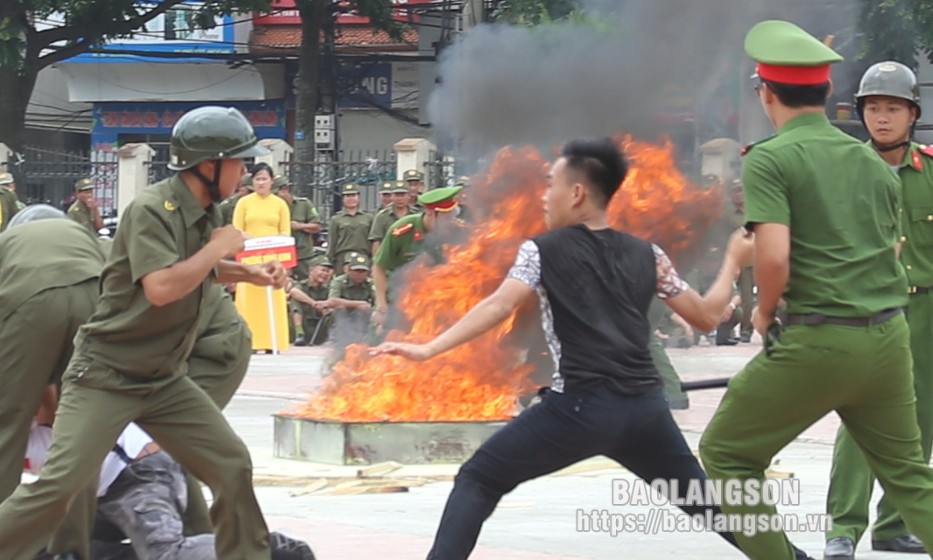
(293, 136, 722, 422)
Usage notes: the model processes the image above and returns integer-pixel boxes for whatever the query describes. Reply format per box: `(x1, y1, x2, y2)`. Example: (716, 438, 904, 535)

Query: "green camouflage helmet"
(855, 61, 921, 120)
(271, 175, 291, 193)
(168, 106, 270, 171)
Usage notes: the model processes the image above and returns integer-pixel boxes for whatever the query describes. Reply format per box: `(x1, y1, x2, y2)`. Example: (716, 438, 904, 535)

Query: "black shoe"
(668, 396, 689, 410)
(792, 545, 815, 560)
(739, 333, 752, 343)
(293, 336, 308, 347)
(823, 536, 855, 559)
(270, 531, 316, 560)
(716, 338, 739, 346)
(872, 533, 925, 553)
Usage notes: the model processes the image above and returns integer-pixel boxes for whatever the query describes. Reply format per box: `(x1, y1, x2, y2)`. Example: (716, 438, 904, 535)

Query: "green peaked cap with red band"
(745, 20, 843, 85)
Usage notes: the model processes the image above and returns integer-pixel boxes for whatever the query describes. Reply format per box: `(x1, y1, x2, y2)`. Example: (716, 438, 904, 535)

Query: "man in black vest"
(374, 138, 801, 559)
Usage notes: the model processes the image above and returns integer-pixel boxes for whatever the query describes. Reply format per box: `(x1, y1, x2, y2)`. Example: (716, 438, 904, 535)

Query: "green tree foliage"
(491, 0, 580, 25)
(0, 0, 268, 151)
(858, 0, 933, 67)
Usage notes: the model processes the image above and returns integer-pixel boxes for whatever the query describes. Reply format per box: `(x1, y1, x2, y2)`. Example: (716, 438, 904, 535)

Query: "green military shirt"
(896, 143, 933, 289)
(0, 219, 105, 322)
(0, 188, 18, 232)
(295, 278, 331, 320)
(369, 206, 416, 243)
(74, 174, 220, 381)
(289, 197, 321, 260)
(218, 194, 241, 226)
(373, 213, 427, 272)
(743, 112, 907, 316)
(67, 200, 98, 236)
(328, 273, 374, 303)
(327, 210, 373, 266)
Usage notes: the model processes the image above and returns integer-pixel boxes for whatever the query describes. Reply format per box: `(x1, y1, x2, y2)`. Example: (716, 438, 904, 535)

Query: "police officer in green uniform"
(369, 180, 416, 255)
(372, 185, 464, 336)
(0, 173, 21, 230)
(218, 173, 253, 226)
(823, 61, 933, 559)
(289, 254, 334, 346)
(273, 175, 321, 281)
(403, 169, 426, 210)
(327, 182, 373, 269)
(0, 106, 288, 560)
(67, 178, 104, 237)
(699, 21, 933, 560)
(378, 180, 394, 209)
(0, 208, 106, 560)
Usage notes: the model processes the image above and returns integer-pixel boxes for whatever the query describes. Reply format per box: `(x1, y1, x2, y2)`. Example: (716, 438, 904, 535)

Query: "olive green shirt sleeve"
(123, 202, 181, 284)
(743, 149, 791, 227)
(373, 229, 405, 272)
(327, 278, 342, 299)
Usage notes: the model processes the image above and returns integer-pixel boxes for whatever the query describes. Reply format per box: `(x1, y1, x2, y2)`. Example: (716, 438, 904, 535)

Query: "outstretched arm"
(373, 278, 533, 361)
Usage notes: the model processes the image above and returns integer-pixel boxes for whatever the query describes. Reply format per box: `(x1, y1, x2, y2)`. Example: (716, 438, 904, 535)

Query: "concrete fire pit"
(273, 415, 508, 465)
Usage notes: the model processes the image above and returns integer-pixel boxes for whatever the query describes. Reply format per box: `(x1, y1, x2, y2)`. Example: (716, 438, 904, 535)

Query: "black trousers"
(426, 386, 739, 559)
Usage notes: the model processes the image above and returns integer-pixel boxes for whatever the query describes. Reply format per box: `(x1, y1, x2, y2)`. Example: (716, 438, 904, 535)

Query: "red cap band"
(424, 199, 459, 212)
(757, 63, 830, 85)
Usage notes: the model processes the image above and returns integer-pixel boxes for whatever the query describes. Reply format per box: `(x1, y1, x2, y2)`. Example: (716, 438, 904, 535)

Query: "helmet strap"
(872, 139, 911, 153)
(191, 160, 224, 203)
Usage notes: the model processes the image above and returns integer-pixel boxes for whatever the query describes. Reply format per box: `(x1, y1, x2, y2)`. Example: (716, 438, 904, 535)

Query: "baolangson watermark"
(611, 479, 801, 507)
(576, 508, 833, 538)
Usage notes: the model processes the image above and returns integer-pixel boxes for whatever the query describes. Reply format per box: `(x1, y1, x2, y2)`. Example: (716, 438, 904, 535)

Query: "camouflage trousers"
(95, 452, 214, 560)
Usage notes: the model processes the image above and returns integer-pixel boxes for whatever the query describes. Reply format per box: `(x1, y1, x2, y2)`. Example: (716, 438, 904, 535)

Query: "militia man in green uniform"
(378, 180, 393, 209)
(273, 175, 321, 281)
(0, 209, 106, 560)
(372, 185, 464, 335)
(0, 172, 25, 211)
(369, 180, 416, 255)
(403, 169, 426, 210)
(218, 173, 252, 226)
(327, 182, 373, 269)
(699, 21, 933, 560)
(327, 252, 374, 336)
(0, 174, 18, 232)
(288, 254, 334, 346)
(823, 62, 933, 559)
(0, 106, 287, 560)
(67, 178, 104, 236)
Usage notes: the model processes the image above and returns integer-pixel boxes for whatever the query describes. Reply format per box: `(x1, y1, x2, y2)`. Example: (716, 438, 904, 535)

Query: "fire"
(293, 136, 722, 422)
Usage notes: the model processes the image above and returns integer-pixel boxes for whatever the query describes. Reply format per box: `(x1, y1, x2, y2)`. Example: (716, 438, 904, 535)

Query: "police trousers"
(700, 314, 933, 560)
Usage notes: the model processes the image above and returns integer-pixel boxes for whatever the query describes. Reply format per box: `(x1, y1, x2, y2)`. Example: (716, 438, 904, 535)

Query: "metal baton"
(680, 377, 731, 392)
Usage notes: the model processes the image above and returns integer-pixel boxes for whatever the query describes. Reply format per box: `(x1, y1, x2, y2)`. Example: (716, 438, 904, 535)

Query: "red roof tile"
(250, 25, 418, 53)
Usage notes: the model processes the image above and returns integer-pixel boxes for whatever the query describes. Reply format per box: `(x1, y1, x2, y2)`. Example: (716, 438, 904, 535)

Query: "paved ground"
(224, 338, 910, 559)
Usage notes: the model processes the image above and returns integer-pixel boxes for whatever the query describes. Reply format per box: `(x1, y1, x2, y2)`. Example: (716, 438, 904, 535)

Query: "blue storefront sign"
(92, 100, 286, 147)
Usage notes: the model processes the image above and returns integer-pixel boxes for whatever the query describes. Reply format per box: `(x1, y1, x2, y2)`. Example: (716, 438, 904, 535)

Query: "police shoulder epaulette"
(392, 222, 414, 237)
(740, 135, 776, 157)
(918, 144, 933, 158)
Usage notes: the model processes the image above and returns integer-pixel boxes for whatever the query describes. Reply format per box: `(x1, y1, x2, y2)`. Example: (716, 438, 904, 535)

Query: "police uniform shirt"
(328, 274, 375, 303)
(67, 200, 97, 236)
(743, 113, 907, 316)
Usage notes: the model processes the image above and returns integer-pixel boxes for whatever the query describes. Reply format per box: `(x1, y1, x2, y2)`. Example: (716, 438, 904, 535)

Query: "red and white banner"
(236, 236, 297, 269)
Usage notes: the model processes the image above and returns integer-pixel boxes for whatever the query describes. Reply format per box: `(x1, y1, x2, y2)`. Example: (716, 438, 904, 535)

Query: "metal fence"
(16, 146, 119, 215)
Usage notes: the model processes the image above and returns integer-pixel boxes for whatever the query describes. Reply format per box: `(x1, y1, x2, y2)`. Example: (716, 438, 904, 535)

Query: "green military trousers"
(825, 291, 933, 542)
(0, 362, 271, 560)
(0, 280, 98, 559)
(182, 291, 253, 535)
(647, 298, 687, 404)
(699, 314, 933, 560)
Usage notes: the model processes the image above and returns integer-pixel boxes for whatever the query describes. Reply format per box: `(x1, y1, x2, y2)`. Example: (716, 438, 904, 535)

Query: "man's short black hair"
(560, 138, 629, 208)
(762, 79, 830, 108)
